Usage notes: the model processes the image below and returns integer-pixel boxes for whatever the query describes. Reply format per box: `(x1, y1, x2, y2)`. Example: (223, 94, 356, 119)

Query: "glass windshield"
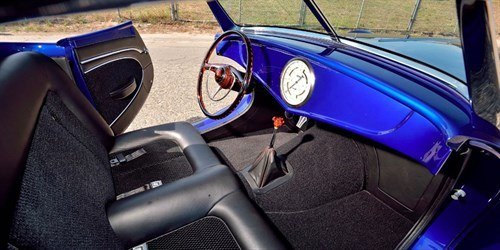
(315, 0, 460, 40)
(218, 0, 466, 84)
(219, 0, 461, 41)
(218, 0, 325, 33)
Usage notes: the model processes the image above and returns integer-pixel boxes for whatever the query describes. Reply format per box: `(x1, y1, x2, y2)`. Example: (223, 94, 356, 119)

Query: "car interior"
(1, 49, 459, 250)
(0, 1, 495, 249)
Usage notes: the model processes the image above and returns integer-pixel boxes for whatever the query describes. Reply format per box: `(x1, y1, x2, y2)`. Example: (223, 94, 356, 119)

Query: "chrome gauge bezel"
(280, 58, 316, 107)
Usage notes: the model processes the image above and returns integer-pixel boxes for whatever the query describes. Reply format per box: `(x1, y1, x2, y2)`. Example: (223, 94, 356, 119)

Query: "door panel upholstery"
(83, 58, 143, 124)
(75, 27, 153, 133)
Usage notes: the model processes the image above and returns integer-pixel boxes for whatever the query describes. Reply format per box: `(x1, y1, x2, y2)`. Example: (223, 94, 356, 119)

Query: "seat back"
(0, 52, 121, 248)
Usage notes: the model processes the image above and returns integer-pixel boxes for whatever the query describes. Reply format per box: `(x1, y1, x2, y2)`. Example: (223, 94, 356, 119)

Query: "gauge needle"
(287, 75, 305, 92)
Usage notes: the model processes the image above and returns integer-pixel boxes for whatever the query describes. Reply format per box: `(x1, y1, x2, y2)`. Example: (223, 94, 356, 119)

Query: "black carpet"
(111, 140, 193, 194)
(210, 124, 413, 248)
(255, 125, 365, 211)
(267, 191, 413, 250)
(209, 132, 297, 171)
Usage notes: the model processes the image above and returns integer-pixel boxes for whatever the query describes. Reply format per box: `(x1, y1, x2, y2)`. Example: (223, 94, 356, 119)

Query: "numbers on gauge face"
(280, 59, 315, 106)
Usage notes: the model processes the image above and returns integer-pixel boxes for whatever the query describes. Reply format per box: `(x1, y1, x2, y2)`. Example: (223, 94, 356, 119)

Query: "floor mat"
(110, 140, 193, 194)
(254, 126, 365, 212)
(209, 125, 411, 248)
(267, 191, 413, 250)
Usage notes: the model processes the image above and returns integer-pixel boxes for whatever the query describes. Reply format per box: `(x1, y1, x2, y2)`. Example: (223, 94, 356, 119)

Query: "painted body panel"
(0, 42, 64, 58)
(412, 142, 500, 249)
(193, 93, 254, 133)
(0, 5, 498, 246)
(0, 21, 138, 106)
(215, 35, 498, 174)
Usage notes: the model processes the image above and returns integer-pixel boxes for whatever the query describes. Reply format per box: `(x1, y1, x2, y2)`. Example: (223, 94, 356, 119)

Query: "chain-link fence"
(168, 0, 500, 38)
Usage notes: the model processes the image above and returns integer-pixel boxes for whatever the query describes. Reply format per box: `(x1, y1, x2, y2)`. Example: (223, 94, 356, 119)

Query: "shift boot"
(248, 117, 287, 188)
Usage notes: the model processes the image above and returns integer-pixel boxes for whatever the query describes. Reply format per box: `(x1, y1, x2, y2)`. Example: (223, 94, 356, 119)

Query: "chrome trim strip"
(82, 56, 146, 127)
(469, 141, 500, 159)
(84, 56, 144, 74)
(80, 48, 144, 65)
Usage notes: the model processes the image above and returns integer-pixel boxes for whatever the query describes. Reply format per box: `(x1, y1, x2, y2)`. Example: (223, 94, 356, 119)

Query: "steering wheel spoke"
(197, 30, 253, 120)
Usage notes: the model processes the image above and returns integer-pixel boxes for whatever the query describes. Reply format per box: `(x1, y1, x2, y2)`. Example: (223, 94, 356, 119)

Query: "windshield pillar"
(303, 0, 340, 42)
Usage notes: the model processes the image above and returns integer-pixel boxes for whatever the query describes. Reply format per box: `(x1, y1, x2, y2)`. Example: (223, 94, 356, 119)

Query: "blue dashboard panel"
(216, 35, 485, 174)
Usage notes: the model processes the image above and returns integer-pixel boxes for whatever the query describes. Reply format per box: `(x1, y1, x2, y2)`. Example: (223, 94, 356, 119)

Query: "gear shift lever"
(247, 117, 287, 188)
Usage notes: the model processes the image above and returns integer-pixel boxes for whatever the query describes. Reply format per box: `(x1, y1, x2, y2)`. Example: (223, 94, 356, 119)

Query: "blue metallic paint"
(0, 42, 64, 58)
(0, 21, 138, 107)
(193, 92, 254, 133)
(0, 1, 497, 246)
(208, 2, 499, 247)
(411, 0, 500, 247)
(215, 36, 498, 174)
(57, 21, 136, 48)
(357, 38, 466, 82)
(412, 141, 500, 249)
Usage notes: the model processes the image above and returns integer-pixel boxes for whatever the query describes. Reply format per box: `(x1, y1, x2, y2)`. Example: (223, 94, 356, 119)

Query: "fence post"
(299, 1, 307, 26)
(170, 2, 179, 21)
(238, 0, 242, 23)
(355, 0, 366, 29)
(406, 0, 422, 38)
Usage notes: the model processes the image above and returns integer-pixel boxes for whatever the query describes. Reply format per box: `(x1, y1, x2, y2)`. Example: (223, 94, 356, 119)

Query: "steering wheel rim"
(197, 30, 253, 120)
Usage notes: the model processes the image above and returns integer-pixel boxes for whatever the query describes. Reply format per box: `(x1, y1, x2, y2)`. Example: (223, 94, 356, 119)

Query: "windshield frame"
(215, 0, 340, 42)
(301, 0, 340, 42)
(213, 0, 469, 99)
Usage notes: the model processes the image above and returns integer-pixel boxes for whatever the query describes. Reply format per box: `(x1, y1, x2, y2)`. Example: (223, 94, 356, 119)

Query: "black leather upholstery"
(0, 52, 285, 249)
(0, 52, 114, 244)
(108, 165, 238, 246)
(111, 122, 221, 172)
(108, 165, 285, 249)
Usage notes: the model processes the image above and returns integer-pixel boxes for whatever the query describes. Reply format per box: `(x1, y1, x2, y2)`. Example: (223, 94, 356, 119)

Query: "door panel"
(58, 21, 153, 134)
(83, 58, 143, 124)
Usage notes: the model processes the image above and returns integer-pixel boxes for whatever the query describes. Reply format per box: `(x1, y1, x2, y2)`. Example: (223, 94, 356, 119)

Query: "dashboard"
(216, 33, 476, 174)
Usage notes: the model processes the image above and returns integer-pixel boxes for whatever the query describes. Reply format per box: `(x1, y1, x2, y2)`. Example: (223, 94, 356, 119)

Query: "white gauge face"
(280, 59, 315, 107)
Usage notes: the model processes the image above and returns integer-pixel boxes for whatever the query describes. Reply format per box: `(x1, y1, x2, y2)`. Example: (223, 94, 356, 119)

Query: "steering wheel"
(197, 30, 253, 120)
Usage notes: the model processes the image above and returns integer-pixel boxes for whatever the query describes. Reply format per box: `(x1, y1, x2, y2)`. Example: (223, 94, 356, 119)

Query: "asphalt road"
(126, 33, 214, 131)
(1, 33, 215, 131)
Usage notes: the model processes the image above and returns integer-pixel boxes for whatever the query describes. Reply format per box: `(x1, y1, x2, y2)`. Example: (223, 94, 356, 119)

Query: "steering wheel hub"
(197, 30, 253, 120)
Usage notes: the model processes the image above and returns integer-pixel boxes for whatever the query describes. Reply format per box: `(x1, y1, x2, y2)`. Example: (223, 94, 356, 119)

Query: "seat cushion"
(0, 52, 115, 241)
(110, 122, 222, 194)
(8, 92, 122, 249)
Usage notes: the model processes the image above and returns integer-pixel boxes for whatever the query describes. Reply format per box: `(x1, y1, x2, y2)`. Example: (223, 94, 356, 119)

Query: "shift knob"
(272, 116, 285, 129)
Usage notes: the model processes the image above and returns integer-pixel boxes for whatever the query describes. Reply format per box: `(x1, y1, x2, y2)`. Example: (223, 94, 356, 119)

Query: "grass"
(220, 0, 480, 37)
(0, 1, 219, 34)
(0, 0, 499, 37)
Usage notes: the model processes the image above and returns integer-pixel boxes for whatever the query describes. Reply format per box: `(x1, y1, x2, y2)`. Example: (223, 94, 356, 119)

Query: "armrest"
(107, 164, 287, 249)
(110, 122, 221, 171)
(107, 165, 238, 247)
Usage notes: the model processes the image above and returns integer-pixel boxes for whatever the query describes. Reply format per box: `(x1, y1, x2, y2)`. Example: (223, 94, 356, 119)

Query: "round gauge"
(280, 58, 315, 107)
